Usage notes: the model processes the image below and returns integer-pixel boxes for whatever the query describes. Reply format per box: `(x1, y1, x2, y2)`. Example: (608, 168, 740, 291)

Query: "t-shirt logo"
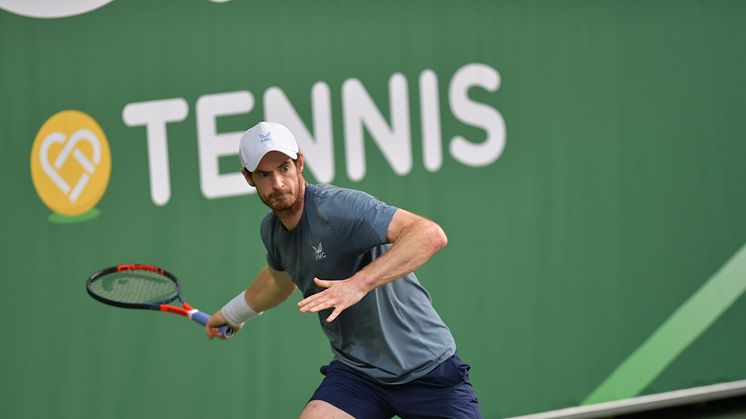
(312, 242, 327, 261)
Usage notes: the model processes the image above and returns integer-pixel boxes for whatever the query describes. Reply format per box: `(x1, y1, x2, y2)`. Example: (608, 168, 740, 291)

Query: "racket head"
(86, 264, 182, 310)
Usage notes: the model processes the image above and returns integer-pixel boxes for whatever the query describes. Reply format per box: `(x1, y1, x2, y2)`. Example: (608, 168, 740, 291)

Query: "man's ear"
(296, 152, 304, 173)
(241, 167, 255, 187)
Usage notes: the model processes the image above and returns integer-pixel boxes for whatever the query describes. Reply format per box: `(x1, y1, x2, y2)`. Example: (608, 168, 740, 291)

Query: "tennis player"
(206, 121, 481, 418)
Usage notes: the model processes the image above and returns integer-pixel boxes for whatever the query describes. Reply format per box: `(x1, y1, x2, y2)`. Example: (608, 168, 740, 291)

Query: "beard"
(258, 178, 303, 215)
(262, 190, 296, 212)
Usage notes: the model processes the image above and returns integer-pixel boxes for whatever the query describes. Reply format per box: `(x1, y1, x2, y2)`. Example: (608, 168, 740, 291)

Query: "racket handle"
(190, 310, 235, 339)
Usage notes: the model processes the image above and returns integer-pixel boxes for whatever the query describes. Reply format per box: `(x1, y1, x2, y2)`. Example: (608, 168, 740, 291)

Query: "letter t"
(122, 98, 189, 206)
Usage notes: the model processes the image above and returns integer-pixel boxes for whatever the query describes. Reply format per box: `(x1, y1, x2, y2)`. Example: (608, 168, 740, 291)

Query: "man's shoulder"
(307, 183, 377, 207)
(307, 183, 355, 199)
(305, 184, 375, 226)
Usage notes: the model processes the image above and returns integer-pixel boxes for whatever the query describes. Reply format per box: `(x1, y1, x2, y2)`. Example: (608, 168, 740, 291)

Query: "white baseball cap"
(239, 121, 299, 172)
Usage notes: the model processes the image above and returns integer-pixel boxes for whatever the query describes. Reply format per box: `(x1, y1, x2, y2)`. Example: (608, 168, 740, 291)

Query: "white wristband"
(220, 290, 262, 327)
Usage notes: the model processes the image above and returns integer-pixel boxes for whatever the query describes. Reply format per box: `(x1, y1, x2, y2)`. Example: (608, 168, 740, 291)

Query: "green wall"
(2, 1, 745, 417)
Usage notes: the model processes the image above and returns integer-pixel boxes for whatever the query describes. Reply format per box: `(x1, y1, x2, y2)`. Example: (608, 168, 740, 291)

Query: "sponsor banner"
(2, 1, 745, 418)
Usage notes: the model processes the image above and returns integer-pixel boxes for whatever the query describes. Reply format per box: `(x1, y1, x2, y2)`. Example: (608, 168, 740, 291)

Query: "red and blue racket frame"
(86, 263, 234, 338)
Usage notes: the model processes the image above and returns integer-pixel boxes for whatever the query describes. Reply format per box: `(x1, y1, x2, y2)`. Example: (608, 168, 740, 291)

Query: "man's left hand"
(297, 277, 368, 322)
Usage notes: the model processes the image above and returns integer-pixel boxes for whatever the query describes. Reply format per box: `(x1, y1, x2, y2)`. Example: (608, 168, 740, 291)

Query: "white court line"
(506, 380, 746, 419)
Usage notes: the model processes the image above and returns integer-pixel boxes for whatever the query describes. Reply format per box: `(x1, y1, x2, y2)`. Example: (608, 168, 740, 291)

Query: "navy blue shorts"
(309, 354, 482, 419)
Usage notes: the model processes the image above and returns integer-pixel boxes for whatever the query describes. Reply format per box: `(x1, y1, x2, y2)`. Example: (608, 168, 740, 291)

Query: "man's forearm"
(245, 266, 296, 312)
(296, 210, 448, 323)
(357, 217, 447, 292)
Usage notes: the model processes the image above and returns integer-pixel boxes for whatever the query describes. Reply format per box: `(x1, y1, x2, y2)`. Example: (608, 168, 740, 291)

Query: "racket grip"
(190, 310, 235, 339)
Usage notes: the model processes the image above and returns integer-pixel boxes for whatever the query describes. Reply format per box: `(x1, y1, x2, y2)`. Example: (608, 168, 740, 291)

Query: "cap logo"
(259, 132, 272, 144)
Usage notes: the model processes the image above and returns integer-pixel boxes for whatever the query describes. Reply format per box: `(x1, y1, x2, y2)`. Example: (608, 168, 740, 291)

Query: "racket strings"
(89, 271, 178, 304)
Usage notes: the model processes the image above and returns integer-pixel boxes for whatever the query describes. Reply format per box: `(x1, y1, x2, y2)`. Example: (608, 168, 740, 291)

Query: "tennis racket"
(86, 263, 234, 338)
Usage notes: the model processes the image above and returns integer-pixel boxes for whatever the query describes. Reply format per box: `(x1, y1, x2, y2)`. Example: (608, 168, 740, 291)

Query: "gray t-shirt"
(260, 183, 456, 384)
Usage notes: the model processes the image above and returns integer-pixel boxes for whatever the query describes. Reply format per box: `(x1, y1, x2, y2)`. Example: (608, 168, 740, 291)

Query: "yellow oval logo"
(30, 110, 111, 222)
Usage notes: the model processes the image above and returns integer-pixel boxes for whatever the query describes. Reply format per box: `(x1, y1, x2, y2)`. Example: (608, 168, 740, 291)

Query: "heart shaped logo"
(31, 110, 111, 221)
(40, 129, 102, 203)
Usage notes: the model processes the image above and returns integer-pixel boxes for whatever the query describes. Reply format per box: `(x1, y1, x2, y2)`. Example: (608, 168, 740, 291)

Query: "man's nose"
(270, 173, 284, 189)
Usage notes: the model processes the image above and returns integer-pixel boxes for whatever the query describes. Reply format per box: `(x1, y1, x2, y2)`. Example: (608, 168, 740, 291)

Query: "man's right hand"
(204, 310, 240, 340)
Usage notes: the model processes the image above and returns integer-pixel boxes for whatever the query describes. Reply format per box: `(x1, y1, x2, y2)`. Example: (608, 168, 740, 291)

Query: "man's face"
(246, 151, 304, 213)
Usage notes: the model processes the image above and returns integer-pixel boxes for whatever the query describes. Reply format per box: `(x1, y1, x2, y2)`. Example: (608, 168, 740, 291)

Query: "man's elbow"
(428, 222, 448, 252)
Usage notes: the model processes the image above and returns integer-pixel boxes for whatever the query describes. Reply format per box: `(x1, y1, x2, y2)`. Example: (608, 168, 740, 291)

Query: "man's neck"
(276, 182, 306, 231)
